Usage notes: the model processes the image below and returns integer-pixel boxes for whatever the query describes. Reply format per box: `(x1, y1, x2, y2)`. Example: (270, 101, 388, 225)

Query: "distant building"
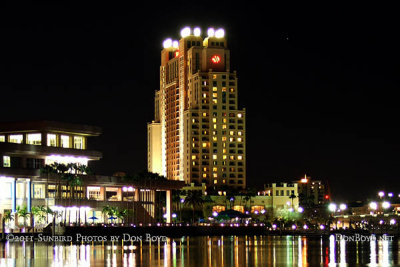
(148, 27, 246, 189)
(295, 175, 329, 206)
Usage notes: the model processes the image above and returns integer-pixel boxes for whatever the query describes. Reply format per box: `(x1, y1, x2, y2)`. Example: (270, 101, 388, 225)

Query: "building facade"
(0, 121, 183, 231)
(295, 175, 330, 206)
(148, 27, 246, 189)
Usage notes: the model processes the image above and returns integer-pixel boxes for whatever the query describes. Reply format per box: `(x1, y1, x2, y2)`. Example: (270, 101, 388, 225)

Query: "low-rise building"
(0, 121, 184, 231)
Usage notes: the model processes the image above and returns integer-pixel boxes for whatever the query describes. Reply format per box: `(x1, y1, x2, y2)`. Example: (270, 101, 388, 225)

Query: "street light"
(212, 211, 218, 217)
(382, 201, 391, 209)
(328, 203, 337, 212)
(390, 219, 396, 225)
(339, 204, 347, 210)
(378, 191, 385, 198)
(369, 202, 378, 210)
(388, 192, 393, 198)
(298, 207, 304, 213)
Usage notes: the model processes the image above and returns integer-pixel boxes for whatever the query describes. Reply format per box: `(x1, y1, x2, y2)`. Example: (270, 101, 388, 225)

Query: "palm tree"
(289, 193, 297, 209)
(16, 205, 30, 231)
(31, 206, 46, 231)
(2, 211, 14, 238)
(116, 208, 128, 224)
(184, 191, 204, 224)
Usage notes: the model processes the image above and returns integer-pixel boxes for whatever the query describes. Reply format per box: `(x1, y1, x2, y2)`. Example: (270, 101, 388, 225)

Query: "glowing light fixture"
(328, 203, 337, 212)
(378, 191, 385, 198)
(193, 27, 201, 36)
(382, 201, 391, 209)
(211, 55, 221, 63)
(298, 207, 304, 213)
(215, 28, 225, 38)
(207, 28, 215, 37)
(163, 38, 172, 48)
(180, 27, 191, 38)
(172, 40, 179, 48)
(339, 204, 347, 210)
(369, 202, 378, 210)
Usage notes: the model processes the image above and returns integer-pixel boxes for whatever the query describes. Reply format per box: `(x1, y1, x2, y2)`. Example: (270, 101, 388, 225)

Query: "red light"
(211, 55, 221, 64)
(325, 195, 329, 199)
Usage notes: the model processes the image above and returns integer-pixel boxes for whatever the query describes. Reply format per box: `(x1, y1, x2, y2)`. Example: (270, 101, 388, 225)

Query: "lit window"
(202, 142, 208, 148)
(223, 155, 227, 160)
(9, 134, 23, 144)
(237, 113, 242, 118)
(0, 135, 5, 142)
(223, 149, 227, 153)
(87, 186, 101, 200)
(222, 125, 227, 129)
(237, 137, 242, 142)
(230, 155, 235, 160)
(212, 118, 217, 123)
(213, 75, 217, 79)
(230, 137, 235, 142)
(213, 167, 218, 172)
(230, 131, 234, 135)
(47, 134, 57, 147)
(213, 87, 218, 92)
(238, 131, 242, 136)
(238, 155, 243, 160)
(222, 137, 227, 142)
(223, 118, 227, 123)
(203, 93, 207, 98)
(213, 173, 218, 178)
(212, 137, 217, 141)
(203, 174, 207, 178)
(27, 133, 42, 145)
(230, 88, 235, 93)
(212, 99, 217, 104)
(3, 156, 11, 167)
(203, 167, 207, 171)
(192, 155, 197, 160)
(213, 124, 217, 129)
(213, 155, 217, 159)
(202, 113, 207, 117)
(214, 180, 217, 184)
(60, 135, 70, 148)
(222, 87, 227, 92)
(74, 136, 84, 149)
(213, 93, 218, 98)
(33, 184, 45, 199)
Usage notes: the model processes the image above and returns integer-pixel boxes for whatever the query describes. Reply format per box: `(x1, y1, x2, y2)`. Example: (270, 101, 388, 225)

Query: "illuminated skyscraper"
(148, 27, 246, 189)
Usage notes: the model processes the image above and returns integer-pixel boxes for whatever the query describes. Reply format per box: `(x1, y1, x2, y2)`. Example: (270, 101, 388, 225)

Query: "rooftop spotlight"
(180, 27, 191, 38)
(163, 38, 172, 48)
(207, 28, 215, 37)
(193, 27, 201, 36)
(215, 28, 225, 38)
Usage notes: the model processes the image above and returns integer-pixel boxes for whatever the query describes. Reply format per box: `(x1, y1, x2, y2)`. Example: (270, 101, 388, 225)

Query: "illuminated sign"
(211, 55, 221, 64)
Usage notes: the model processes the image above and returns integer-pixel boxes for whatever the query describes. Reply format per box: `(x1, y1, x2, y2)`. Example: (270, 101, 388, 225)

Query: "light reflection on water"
(0, 235, 398, 266)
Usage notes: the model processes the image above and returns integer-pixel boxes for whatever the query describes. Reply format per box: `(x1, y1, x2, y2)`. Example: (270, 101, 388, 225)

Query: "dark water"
(0, 235, 399, 266)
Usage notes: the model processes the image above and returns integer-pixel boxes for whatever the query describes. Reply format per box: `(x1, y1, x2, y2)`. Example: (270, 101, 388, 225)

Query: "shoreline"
(1, 225, 399, 243)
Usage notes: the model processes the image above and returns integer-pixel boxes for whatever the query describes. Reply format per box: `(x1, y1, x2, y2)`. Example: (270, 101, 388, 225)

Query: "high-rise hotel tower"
(148, 27, 246, 189)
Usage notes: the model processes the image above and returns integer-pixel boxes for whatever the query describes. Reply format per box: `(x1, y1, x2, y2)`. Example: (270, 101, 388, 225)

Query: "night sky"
(1, 3, 399, 201)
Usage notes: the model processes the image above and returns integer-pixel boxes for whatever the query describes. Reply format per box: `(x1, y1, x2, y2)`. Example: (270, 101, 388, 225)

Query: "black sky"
(1, 2, 399, 201)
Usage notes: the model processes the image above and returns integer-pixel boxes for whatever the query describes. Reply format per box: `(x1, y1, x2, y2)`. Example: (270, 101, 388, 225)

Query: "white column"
(166, 190, 172, 223)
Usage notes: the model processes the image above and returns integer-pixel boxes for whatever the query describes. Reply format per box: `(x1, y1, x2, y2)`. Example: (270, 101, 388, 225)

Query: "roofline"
(0, 121, 102, 136)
